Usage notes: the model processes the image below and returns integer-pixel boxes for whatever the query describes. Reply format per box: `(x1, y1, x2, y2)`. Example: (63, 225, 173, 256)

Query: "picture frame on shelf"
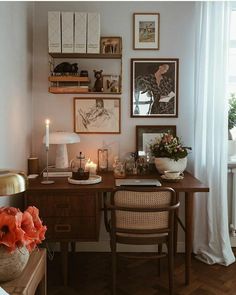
(100, 37, 122, 54)
(131, 58, 179, 118)
(136, 125, 176, 155)
(74, 97, 121, 134)
(103, 75, 120, 93)
(133, 13, 160, 50)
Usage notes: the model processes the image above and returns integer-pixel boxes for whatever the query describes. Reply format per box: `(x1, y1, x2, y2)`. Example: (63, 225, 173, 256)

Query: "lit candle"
(45, 119, 50, 149)
(89, 162, 97, 175)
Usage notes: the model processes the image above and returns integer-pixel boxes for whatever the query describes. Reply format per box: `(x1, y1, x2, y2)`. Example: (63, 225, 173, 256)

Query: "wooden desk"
(1, 249, 46, 295)
(26, 172, 209, 286)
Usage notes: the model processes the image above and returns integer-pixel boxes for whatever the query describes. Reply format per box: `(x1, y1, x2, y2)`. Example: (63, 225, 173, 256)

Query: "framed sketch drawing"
(133, 13, 160, 50)
(136, 125, 176, 154)
(74, 97, 121, 134)
(131, 58, 179, 118)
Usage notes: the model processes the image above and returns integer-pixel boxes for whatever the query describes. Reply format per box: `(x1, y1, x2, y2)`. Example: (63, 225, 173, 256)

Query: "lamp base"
(41, 180, 55, 184)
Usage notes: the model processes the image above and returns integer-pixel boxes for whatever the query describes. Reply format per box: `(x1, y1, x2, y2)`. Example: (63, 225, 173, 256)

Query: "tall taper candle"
(45, 119, 50, 149)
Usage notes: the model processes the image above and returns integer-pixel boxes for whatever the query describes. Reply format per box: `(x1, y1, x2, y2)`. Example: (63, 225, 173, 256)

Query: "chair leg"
(111, 239, 117, 295)
(174, 192, 180, 256)
(157, 243, 162, 277)
(168, 235, 174, 295)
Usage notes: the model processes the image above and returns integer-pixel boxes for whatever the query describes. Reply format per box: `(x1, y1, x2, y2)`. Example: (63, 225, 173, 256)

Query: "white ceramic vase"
(154, 157, 187, 174)
(0, 246, 30, 282)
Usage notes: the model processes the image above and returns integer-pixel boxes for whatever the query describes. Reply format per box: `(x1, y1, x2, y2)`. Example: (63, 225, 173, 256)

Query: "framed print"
(103, 75, 120, 93)
(74, 97, 121, 134)
(133, 13, 160, 50)
(100, 37, 122, 54)
(136, 125, 176, 154)
(131, 58, 179, 118)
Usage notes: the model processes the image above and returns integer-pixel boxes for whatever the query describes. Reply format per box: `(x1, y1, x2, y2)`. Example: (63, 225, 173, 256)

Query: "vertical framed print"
(131, 58, 179, 117)
(133, 13, 160, 50)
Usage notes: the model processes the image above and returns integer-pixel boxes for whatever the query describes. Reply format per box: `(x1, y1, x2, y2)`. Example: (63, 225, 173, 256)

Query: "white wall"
(32, 1, 195, 252)
(32, 1, 195, 172)
(0, 2, 33, 207)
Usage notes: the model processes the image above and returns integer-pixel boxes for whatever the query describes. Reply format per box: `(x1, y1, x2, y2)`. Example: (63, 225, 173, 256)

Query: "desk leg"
(61, 242, 69, 286)
(185, 192, 194, 285)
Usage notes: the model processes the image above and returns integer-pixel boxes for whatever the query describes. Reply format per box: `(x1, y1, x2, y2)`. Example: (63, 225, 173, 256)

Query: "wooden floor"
(47, 252, 236, 295)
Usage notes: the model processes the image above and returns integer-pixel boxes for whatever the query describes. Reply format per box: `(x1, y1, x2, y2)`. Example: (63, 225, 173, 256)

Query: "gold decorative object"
(0, 170, 27, 196)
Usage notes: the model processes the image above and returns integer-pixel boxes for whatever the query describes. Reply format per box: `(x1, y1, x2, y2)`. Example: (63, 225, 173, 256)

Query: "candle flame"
(45, 119, 50, 125)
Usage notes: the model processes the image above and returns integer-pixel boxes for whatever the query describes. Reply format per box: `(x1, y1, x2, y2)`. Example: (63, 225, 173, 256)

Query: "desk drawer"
(44, 217, 99, 240)
(27, 193, 97, 217)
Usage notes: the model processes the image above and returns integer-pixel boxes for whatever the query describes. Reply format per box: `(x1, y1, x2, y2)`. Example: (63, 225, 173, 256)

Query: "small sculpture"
(53, 62, 78, 74)
(93, 70, 103, 92)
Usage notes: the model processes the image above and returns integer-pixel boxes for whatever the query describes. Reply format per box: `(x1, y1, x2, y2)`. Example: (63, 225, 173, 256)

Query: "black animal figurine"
(93, 70, 103, 92)
(53, 62, 78, 74)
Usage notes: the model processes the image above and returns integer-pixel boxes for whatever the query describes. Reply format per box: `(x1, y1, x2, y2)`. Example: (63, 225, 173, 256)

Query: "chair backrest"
(110, 187, 179, 236)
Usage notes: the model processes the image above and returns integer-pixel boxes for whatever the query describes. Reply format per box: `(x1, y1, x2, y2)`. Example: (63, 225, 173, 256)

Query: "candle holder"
(98, 149, 108, 172)
(41, 147, 55, 184)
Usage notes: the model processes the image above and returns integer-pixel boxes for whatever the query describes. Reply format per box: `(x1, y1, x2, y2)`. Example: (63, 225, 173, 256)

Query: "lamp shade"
(0, 170, 27, 196)
(43, 132, 80, 169)
(43, 131, 80, 145)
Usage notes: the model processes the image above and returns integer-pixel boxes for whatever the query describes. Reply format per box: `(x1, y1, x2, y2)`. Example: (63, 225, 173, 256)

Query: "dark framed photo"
(74, 97, 121, 134)
(131, 58, 179, 117)
(136, 125, 176, 154)
(133, 13, 160, 50)
(100, 37, 122, 54)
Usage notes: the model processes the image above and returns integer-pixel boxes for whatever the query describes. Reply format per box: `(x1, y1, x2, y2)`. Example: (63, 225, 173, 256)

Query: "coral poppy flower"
(0, 206, 47, 252)
(0, 211, 24, 252)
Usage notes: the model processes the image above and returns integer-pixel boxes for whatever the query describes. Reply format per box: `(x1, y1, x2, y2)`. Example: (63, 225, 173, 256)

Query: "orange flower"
(0, 206, 47, 252)
(0, 211, 24, 252)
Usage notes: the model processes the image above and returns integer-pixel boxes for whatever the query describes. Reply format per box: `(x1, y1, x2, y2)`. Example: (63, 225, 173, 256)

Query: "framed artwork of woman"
(131, 58, 179, 117)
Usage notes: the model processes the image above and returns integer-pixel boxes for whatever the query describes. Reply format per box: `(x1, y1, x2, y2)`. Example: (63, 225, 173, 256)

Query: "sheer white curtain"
(193, 1, 235, 265)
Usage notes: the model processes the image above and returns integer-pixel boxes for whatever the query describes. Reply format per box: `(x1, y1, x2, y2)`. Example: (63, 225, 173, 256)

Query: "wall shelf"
(49, 52, 122, 59)
(48, 76, 90, 82)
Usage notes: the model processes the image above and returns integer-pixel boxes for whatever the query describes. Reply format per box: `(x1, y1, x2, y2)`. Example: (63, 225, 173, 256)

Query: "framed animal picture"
(103, 75, 121, 93)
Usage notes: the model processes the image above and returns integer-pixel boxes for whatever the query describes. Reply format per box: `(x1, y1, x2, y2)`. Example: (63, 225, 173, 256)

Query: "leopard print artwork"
(135, 73, 174, 115)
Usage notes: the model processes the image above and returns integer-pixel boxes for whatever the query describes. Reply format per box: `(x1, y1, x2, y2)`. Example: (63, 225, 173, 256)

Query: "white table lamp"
(43, 132, 80, 169)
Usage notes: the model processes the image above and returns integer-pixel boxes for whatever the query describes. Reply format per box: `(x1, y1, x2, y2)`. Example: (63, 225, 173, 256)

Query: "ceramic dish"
(68, 175, 102, 185)
(160, 175, 184, 183)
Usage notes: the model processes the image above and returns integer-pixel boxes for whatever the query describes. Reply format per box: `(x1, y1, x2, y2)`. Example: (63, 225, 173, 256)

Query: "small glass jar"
(125, 153, 137, 175)
(113, 158, 126, 178)
(70, 152, 89, 180)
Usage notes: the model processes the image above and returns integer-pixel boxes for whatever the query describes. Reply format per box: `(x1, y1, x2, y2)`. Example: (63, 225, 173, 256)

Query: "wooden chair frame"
(104, 187, 179, 295)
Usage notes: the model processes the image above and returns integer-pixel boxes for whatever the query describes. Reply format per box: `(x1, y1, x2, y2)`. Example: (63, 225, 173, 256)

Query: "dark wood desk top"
(27, 171, 209, 194)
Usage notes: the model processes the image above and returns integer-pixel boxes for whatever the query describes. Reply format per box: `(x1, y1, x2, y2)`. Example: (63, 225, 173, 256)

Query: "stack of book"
(43, 167, 72, 177)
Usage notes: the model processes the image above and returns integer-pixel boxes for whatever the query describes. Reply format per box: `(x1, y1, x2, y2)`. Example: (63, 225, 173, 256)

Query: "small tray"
(68, 175, 102, 185)
(161, 175, 184, 183)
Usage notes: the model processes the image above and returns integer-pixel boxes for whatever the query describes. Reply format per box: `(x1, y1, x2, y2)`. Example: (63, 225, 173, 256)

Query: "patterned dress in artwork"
(135, 74, 174, 115)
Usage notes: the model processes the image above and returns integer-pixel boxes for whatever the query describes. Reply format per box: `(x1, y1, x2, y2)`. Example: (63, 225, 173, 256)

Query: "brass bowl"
(0, 170, 28, 196)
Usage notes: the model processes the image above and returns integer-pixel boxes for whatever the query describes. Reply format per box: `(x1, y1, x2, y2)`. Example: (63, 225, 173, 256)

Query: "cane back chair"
(105, 187, 180, 295)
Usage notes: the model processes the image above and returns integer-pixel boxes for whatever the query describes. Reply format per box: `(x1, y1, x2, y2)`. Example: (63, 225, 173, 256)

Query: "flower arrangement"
(0, 206, 47, 252)
(150, 132, 191, 161)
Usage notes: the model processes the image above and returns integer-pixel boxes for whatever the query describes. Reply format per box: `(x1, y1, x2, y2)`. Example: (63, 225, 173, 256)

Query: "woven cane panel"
(114, 191, 171, 230)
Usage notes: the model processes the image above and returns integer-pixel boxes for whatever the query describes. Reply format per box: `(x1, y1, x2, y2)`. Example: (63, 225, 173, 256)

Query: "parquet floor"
(47, 252, 236, 295)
